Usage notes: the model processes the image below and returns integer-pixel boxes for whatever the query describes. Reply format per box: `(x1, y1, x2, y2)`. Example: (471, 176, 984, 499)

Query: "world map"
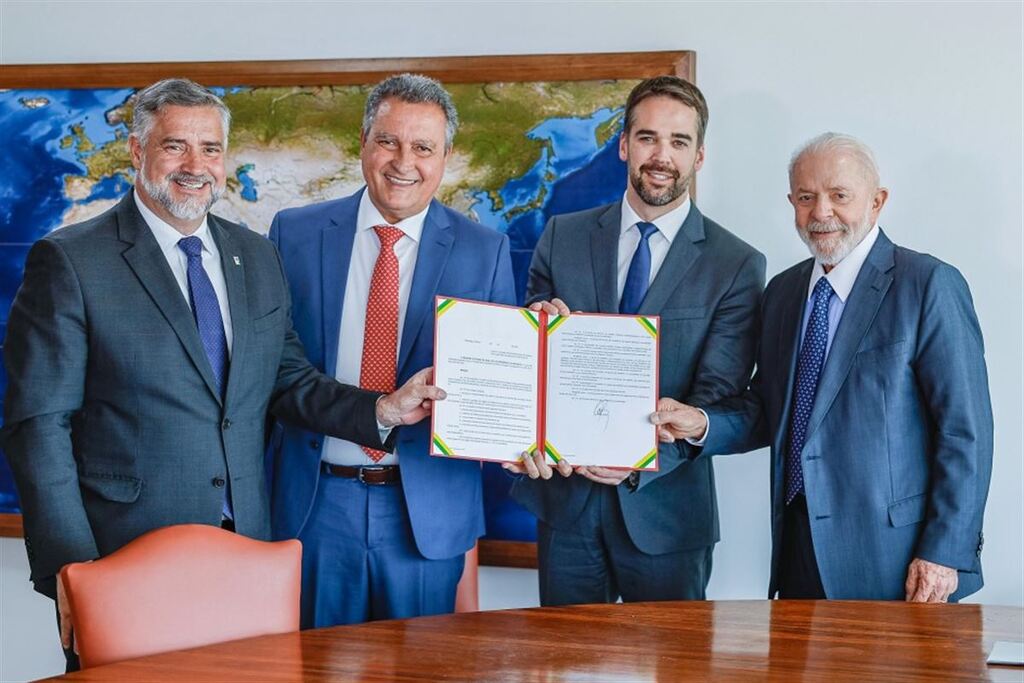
(0, 79, 638, 537)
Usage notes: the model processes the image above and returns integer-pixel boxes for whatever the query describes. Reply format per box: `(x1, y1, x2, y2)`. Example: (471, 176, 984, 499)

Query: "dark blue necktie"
(784, 277, 834, 504)
(619, 221, 659, 314)
(178, 236, 232, 520)
(178, 236, 229, 397)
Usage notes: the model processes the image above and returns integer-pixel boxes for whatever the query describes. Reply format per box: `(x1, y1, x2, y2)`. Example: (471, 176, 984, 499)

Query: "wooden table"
(50, 601, 1023, 681)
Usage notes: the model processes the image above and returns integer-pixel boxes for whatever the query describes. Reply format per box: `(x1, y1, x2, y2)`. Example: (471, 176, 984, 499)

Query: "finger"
(550, 298, 571, 316)
(528, 302, 543, 311)
(659, 428, 675, 443)
(532, 452, 553, 480)
(910, 576, 935, 603)
(555, 459, 573, 477)
(656, 397, 682, 411)
(521, 452, 541, 479)
(502, 462, 525, 474)
(409, 385, 447, 402)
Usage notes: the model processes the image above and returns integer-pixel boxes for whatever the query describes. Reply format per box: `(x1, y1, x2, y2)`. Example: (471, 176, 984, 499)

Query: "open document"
(430, 297, 659, 470)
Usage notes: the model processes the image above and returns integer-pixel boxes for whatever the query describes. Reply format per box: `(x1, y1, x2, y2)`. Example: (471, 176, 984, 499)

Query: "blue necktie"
(178, 236, 232, 520)
(784, 277, 834, 504)
(619, 221, 659, 314)
(178, 237, 229, 397)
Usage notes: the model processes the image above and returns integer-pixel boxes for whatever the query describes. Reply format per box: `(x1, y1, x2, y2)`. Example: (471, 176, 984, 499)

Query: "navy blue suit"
(267, 189, 515, 624)
(702, 230, 992, 600)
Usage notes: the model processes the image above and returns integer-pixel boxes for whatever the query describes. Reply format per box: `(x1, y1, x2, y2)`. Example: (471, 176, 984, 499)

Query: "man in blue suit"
(655, 132, 993, 601)
(268, 74, 516, 627)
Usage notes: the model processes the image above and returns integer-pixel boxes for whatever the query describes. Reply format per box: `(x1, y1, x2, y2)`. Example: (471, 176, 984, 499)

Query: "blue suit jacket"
(267, 189, 516, 560)
(703, 230, 993, 600)
(512, 201, 766, 554)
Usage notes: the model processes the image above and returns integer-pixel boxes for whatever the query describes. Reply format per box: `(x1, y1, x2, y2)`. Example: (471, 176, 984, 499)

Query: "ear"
(693, 144, 706, 173)
(128, 135, 143, 171)
(619, 132, 628, 163)
(359, 128, 368, 151)
(870, 186, 890, 221)
(787, 192, 796, 208)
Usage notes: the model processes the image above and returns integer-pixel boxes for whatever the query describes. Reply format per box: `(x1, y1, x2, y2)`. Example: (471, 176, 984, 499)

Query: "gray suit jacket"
(702, 231, 992, 599)
(2, 192, 383, 598)
(512, 201, 765, 554)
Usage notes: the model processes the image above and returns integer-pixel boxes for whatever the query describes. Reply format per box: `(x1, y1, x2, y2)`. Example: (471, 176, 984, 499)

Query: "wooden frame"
(0, 51, 694, 568)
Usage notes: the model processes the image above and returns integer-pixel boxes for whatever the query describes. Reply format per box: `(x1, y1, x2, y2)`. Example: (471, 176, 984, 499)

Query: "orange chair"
(60, 524, 301, 668)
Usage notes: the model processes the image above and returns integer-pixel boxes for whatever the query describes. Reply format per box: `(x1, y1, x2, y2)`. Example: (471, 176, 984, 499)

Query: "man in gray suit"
(655, 133, 992, 601)
(2, 79, 441, 667)
(508, 76, 765, 604)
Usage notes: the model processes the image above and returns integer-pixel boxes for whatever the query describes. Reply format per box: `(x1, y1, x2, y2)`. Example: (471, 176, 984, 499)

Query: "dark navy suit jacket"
(267, 189, 516, 559)
(702, 230, 993, 599)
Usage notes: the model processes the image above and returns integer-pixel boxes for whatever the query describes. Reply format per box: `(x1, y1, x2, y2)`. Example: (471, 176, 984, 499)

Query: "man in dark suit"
(2, 79, 440, 668)
(267, 74, 516, 627)
(508, 76, 766, 605)
(654, 132, 993, 601)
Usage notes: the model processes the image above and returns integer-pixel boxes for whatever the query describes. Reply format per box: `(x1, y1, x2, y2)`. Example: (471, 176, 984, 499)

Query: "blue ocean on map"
(471, 107, 627, 302)
(0, 88, 134, 511)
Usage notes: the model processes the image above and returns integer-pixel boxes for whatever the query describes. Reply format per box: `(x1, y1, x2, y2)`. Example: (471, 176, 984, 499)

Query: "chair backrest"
(60, 524, 301, 668)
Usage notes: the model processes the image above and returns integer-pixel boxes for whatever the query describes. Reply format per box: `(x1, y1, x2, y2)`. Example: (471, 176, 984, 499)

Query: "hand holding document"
(430, 297, 660, 471)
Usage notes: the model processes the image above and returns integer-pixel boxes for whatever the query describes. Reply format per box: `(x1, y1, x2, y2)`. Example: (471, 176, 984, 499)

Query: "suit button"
(310, 440, 321, 450)
(212, 477, 226, 488)
(222, 419, 232, 430)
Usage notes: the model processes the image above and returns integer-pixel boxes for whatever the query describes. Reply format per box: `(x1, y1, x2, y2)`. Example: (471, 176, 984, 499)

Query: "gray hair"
(789, 132, 880, 188)
(131, 78, 231, 147)
(362, 73, 459, 150)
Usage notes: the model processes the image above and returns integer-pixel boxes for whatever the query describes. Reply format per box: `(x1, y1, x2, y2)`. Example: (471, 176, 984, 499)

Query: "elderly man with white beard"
(652, 132, 993, 602)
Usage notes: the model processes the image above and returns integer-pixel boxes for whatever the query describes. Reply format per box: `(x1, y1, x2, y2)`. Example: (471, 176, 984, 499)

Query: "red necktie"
(360, 225, 404, 462)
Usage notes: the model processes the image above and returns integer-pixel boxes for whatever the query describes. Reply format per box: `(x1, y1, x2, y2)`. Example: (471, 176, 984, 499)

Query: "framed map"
(0, 51, 694, 565)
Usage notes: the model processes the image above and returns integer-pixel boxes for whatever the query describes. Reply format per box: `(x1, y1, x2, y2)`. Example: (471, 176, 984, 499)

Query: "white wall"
(1, 1, 1021, 680)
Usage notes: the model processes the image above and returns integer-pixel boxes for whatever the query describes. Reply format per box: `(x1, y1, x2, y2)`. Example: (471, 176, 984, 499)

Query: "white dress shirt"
(690, 225, 881, 446)
(322, 190, 427, 466)
(617, 191, 691, 301)
(133, 191, 233, 355)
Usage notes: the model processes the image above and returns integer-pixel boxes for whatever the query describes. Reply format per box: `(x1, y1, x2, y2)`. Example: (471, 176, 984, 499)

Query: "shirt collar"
(357, 188, 427, 243)
(807, 225, 881, 303)
(133, 188, 214, 255)
(619, 191, 691, 243)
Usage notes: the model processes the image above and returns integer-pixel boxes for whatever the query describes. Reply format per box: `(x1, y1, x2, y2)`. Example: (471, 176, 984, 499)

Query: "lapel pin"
(233, 256, 241, 266)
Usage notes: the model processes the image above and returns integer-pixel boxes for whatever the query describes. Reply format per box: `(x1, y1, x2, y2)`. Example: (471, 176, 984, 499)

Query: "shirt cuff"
(684, 408, 710, 446)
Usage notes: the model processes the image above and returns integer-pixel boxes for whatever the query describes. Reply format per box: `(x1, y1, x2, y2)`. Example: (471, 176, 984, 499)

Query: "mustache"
(167, 171, 216, 186)
(639, 162, 679, 179)
(804, 219, 851, 234)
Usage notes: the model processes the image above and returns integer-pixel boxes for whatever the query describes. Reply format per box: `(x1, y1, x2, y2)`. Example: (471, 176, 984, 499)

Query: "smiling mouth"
(175, 179, 208, 190)
(384, 173, 418, 187)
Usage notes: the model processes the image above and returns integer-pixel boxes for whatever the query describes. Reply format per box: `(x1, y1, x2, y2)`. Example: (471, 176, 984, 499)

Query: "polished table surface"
(51, 600, 1023, 682)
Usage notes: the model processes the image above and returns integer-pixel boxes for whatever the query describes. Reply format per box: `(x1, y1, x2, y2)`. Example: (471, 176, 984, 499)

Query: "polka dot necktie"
(360, 225, 404, 462)
(784, 277, 834, 504)
(619, 221, 659, 315)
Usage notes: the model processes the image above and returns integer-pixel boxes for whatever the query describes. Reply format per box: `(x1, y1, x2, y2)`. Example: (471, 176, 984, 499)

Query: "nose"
(180, 146, 204, 174)
(811, 196, 834, 222)
(392, 144, 415, 173)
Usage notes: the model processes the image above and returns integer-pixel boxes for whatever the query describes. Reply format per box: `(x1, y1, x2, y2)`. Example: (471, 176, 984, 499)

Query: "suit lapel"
(803, 232, 895, 443)
(209, 217, 248, 406)
(322, 194, 360, 377)
(773, 261, 814, 456)
(397, 201, 454, 378)
(117, 193, 223, 404)
(590, 204, 621, 313)
(639, 203, 705, 315)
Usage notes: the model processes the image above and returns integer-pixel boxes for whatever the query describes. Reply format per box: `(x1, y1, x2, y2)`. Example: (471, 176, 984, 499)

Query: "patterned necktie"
(178, 236, 232, 520)
(784, 277, 835, 504)
(619, 221, 659, 314)
(360, 225, 404, 462)
(178, 237, 229, 396)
